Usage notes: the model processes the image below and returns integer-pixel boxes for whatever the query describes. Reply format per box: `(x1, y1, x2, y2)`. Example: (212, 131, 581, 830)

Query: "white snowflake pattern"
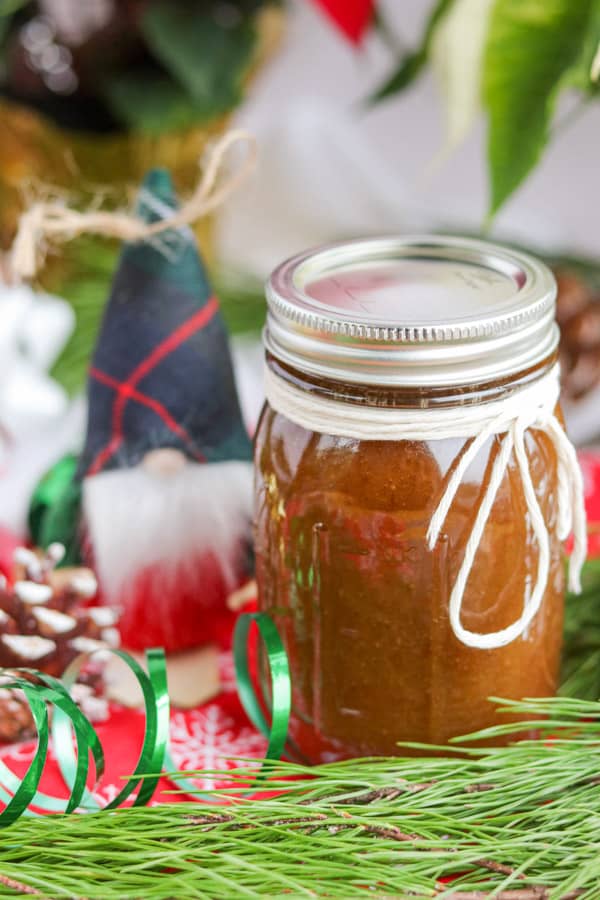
(88, 783, 122, 808)
(218, 651, 237, 693)
(0, 740, 38, 764)
(169, 705, 267, 791)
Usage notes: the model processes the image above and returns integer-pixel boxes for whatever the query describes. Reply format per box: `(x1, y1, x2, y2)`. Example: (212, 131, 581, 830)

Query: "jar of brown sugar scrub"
(254, 235, 587, 762)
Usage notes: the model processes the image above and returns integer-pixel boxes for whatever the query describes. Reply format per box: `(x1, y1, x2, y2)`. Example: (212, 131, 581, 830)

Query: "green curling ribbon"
(0, 617, 289, 823)
(0, 648, 168, 825)
(233, 612, 291, 762)
(162, 612, 291, 801)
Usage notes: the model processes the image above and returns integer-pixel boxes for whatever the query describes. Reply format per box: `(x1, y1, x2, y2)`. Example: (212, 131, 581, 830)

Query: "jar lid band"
(264, 363, 587, 650)
(265, 236, 558, 388)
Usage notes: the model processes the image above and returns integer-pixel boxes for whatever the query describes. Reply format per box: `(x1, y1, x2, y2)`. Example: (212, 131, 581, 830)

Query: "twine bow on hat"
(6, 129, 257, 283)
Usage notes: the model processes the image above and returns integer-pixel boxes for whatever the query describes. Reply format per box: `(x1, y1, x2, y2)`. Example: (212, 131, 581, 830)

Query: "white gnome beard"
(82, 459, 253, 606)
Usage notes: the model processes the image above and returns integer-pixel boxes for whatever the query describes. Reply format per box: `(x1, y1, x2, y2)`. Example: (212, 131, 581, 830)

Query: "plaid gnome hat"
(76, 168, 252, 478)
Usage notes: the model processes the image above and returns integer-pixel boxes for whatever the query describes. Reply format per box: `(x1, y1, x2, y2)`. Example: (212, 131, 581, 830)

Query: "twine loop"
(8, 129, 257, 282)
(264, 363, 587, 650)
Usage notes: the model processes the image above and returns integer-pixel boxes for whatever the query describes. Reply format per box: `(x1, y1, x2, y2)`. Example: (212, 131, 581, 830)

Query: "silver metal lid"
(264, 235, 558, 387)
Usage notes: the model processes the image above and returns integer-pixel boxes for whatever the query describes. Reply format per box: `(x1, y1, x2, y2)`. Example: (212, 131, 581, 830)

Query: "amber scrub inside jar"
(254, 236, 586, 763)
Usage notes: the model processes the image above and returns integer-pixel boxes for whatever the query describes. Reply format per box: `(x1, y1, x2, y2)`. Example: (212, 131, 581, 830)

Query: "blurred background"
(0, 0, 599, 535)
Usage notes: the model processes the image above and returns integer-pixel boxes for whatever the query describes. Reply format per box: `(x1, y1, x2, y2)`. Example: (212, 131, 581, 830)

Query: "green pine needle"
(3, 700, 600, 898)
(0, 568, 600, 898)
(560, 558, 600, 699)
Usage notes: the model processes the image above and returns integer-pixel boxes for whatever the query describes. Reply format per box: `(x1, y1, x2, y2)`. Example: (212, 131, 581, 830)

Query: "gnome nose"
(143, 448, 188, 477)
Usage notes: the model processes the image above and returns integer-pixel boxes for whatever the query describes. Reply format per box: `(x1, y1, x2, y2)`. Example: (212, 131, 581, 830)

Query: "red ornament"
(578, 450, 600, 558)
(311, 0, 374, 44)
(0, 525, 21, 581)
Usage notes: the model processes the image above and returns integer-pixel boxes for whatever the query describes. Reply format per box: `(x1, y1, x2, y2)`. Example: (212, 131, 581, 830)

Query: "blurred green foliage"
(373, 0, 600, 216)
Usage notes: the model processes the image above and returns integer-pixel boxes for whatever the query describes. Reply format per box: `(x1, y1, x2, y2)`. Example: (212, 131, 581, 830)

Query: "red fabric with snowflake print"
(0, 649, 266, 808)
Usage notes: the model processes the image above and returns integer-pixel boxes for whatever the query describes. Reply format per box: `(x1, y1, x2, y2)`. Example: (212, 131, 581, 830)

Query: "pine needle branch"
(0, 565, 599, 897)
(0, 875, 42, 897)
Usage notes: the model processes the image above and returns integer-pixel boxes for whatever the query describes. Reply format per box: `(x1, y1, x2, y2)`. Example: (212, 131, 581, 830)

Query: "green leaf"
(215, 273, 266, 335)
(102, 72, 214, 135)
(0, 19, 9, 52)
(50, 238, 118, 396)
(0, 0, 27, 45)
(483, 0, 597, 216)
(563, 0, 600, 92)
(370, 7, 403, 52)
(0, 0, 28, 18)
(142, 2, 256, 118)
(430, 0, 496, 150)
(371, 0, 457, 103)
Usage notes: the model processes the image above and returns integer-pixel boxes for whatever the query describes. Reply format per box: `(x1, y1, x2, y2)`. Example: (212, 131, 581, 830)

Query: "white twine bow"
(264, 363, 587, 650)
(425, 368, 586, 649)
(6, 129, 257, 283)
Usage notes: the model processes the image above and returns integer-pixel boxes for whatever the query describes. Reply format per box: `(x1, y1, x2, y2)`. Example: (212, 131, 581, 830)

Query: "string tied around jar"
(425, 365, 586, 649)
(263, 362, 587, 651)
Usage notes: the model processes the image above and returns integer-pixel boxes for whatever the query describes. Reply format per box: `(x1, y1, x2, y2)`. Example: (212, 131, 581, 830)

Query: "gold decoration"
(0, 6, 283, 291)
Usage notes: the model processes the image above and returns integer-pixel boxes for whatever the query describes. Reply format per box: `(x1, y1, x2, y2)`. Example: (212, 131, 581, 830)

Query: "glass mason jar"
(254, 236, 584, 763)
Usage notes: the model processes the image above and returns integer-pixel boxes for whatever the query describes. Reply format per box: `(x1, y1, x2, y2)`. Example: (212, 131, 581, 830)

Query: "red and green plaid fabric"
(31, 168, 252, 562)
(77, 167, 252, 478)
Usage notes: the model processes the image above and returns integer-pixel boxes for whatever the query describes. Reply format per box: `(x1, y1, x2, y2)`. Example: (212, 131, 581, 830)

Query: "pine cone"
(0, 682, 39, 743)
(555, 269, 600, 401)
(0, 544, 118, 743)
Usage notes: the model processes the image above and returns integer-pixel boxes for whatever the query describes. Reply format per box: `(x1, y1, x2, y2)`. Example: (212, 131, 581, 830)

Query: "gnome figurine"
(35, 170, 254, 653)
